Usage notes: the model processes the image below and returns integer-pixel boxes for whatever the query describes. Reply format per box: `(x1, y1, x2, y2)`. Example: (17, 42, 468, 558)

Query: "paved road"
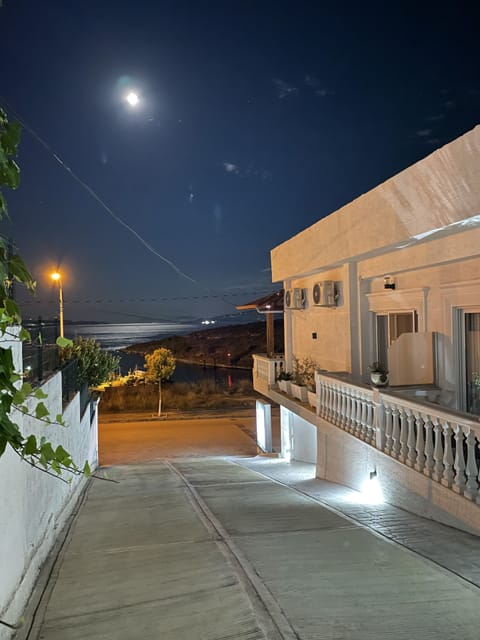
(98, 411, 261, 465)
(30, 458, 480, 640)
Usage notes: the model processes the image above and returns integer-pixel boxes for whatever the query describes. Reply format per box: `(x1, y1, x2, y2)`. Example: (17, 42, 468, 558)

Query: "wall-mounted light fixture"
(384, 275, 395, 290)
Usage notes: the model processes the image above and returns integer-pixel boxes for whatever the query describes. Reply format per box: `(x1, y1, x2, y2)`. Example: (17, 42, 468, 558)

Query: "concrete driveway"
(28, 458, 480, 640)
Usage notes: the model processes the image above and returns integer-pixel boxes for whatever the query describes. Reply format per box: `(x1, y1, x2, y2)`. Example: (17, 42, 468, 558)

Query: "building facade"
(253, 126, 480, 535)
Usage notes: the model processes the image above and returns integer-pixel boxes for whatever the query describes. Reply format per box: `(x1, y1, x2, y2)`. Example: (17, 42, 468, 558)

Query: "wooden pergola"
(236, 289, 284, 357)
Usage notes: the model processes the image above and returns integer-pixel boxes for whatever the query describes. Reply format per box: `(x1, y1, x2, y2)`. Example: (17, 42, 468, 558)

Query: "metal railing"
(22, 318, 61, 384)
(61, 359, 78, 405)
(23, 344, 60, 384)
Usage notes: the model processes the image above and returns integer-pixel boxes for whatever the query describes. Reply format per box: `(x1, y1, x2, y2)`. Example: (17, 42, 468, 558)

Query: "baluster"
(399, 409, 408, 463)
(328, 383, 335, 422)
(320, 382, 327, 418)
(406, 410, 417, 467)
(365, 397, 374, 444)
(374, 399, 385, 450)
(353, 390, 361, 436)
(347, 389, 357, 433)
(324, 383, 331, 420)
(453, 425, 466, 495)
(329, 383, 335, 423)
(423, 417, 435, 478)
(414, 413, 426, 473)
(432, 418, 444, 483)
(441, 422, 454, 488)
(346, 388, 353, 431)
(360, 394, 367, 440)
(332, 384, 339, 425)
(335, 385, 342, 426)
(464, 431, 479, 500)
(342, 387, 350, 429)
(340, 386, 347, 427)
(391, 406, 401, 458)
(328, 383, 334, 422)
(384, 402, 393, 455)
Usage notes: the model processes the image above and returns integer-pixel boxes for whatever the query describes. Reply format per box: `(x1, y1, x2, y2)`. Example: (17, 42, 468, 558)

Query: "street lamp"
(51, 272, 64, 338)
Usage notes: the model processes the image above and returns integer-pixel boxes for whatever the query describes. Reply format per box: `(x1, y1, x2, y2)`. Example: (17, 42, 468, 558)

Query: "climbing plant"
(0, 106, 91, 479)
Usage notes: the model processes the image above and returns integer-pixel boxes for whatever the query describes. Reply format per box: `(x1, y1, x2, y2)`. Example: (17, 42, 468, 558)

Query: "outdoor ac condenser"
(284, 288, 306, 309)
(312, 281, 336, 306)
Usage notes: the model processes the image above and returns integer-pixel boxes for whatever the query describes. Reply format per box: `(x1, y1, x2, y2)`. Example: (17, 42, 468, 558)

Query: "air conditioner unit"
(284, 288, 306, 309)
(312, 281, 336, 307)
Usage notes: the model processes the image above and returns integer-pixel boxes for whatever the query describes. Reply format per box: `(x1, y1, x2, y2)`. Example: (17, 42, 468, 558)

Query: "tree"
(145, 348, 176, 416)
(60, 337, 120, 388)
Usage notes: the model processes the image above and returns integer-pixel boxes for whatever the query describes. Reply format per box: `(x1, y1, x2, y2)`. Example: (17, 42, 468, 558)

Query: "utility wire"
(18, 288, 276, 306)
(1, 97, 196, 284)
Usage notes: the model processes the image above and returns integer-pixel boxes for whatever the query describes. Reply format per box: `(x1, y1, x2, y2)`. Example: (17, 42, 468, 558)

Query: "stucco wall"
(288, 266, 351, 372)
(0, 351, 98, 638)
(315, 414, 480, 536)
(271, 126, 480, 282)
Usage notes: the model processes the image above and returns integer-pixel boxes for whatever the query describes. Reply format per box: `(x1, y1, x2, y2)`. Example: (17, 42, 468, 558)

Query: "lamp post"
(51, 272, 64, 338)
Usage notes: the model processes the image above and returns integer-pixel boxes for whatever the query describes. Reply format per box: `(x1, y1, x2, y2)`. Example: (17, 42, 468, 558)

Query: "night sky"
(1, 1, 479, 323)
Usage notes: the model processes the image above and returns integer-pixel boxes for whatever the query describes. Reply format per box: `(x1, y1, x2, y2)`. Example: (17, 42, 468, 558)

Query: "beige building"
(253, 125, 480, 535)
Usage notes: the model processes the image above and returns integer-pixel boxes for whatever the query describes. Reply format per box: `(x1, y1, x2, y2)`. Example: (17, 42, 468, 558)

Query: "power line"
(1, 97, 196, 284)
(1, 98, 276, 312)
(18, 288, 277, 306)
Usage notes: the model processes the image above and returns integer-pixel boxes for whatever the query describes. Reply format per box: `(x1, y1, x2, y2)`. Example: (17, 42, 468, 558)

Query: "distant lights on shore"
(201, 320, 216, 325)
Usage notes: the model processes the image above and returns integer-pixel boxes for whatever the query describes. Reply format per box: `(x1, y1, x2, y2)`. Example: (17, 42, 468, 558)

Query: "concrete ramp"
(29, 458, 480, 640)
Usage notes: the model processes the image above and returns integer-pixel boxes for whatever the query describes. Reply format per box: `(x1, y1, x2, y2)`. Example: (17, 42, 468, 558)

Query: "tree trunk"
(158, 379, 162, 416)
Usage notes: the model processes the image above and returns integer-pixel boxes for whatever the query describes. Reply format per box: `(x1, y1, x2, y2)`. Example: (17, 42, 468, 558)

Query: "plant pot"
(278, 379, 291, 394)
(307, 390, 317, 410)
(291, 382, 308, 402)
(370, 372, 388, 387)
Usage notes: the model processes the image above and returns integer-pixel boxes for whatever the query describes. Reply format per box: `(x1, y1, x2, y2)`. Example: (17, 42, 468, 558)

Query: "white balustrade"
(313, 372, 480, 504)
(378, 390, 480, 502)
(253, 362, 480, 505)
(252, 354, 285, 389)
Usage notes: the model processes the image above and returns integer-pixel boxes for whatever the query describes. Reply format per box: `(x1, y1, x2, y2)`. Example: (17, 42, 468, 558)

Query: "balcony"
(252, 354, 480, 506)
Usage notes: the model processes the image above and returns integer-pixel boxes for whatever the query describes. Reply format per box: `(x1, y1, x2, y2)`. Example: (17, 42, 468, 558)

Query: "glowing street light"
(125, 91, 139, 107)
(51, 271, 64, 338)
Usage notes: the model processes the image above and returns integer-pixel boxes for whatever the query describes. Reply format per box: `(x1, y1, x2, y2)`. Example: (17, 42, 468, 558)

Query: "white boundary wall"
(281, 407, 317, 464)
(0, 336, 98, 639)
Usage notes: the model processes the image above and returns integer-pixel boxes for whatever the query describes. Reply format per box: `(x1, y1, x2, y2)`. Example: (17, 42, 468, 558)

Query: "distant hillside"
(123, 320, 284, 368)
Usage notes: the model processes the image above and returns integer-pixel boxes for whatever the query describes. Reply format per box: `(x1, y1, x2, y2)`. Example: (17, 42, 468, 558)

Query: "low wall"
(280, 407, 317, 464)
(315, 414, 480, 536)
(0, 368, 98, 639)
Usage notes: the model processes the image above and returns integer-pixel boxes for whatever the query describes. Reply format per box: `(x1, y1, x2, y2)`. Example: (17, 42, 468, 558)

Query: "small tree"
(61, 337, 120, 388)
(145, 348, 176, 416)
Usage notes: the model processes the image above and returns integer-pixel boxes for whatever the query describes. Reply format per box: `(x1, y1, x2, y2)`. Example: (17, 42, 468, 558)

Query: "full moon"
(125, 92, 139, 106)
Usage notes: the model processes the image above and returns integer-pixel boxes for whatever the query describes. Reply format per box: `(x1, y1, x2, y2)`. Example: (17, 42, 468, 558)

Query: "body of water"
(66, 322, 252, 387)
(65, 322, 196, 351)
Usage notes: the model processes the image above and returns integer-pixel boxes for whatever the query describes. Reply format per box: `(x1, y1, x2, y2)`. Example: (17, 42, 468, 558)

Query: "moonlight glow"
(125, 92, 139, 106)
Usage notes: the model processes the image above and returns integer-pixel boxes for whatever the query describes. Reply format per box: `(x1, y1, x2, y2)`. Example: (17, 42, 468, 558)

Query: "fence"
(22, 319, 60, 384)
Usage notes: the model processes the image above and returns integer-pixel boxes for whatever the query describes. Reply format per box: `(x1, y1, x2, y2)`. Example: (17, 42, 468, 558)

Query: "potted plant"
(368, 361, 389, 387)
(290, 357, 309, 402)
(277, 370, 293, 394)
(301, 357, 318, 410)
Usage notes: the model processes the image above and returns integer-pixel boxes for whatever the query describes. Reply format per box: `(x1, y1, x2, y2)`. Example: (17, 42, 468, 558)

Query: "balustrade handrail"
(253, 353, 286, 361)
(379, 389, 480, 430)
(316, 371, 373, 396)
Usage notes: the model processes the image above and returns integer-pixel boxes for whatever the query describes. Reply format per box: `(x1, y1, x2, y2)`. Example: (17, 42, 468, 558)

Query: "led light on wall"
(384, 275, 395, 290)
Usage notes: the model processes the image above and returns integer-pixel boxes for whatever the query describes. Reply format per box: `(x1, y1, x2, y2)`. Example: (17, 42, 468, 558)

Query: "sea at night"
(64, 321, 252, 385)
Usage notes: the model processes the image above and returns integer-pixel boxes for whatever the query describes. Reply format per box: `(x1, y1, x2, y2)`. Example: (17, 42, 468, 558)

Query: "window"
(376, 311, 417, 365)
(465, 312, 480, 415)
